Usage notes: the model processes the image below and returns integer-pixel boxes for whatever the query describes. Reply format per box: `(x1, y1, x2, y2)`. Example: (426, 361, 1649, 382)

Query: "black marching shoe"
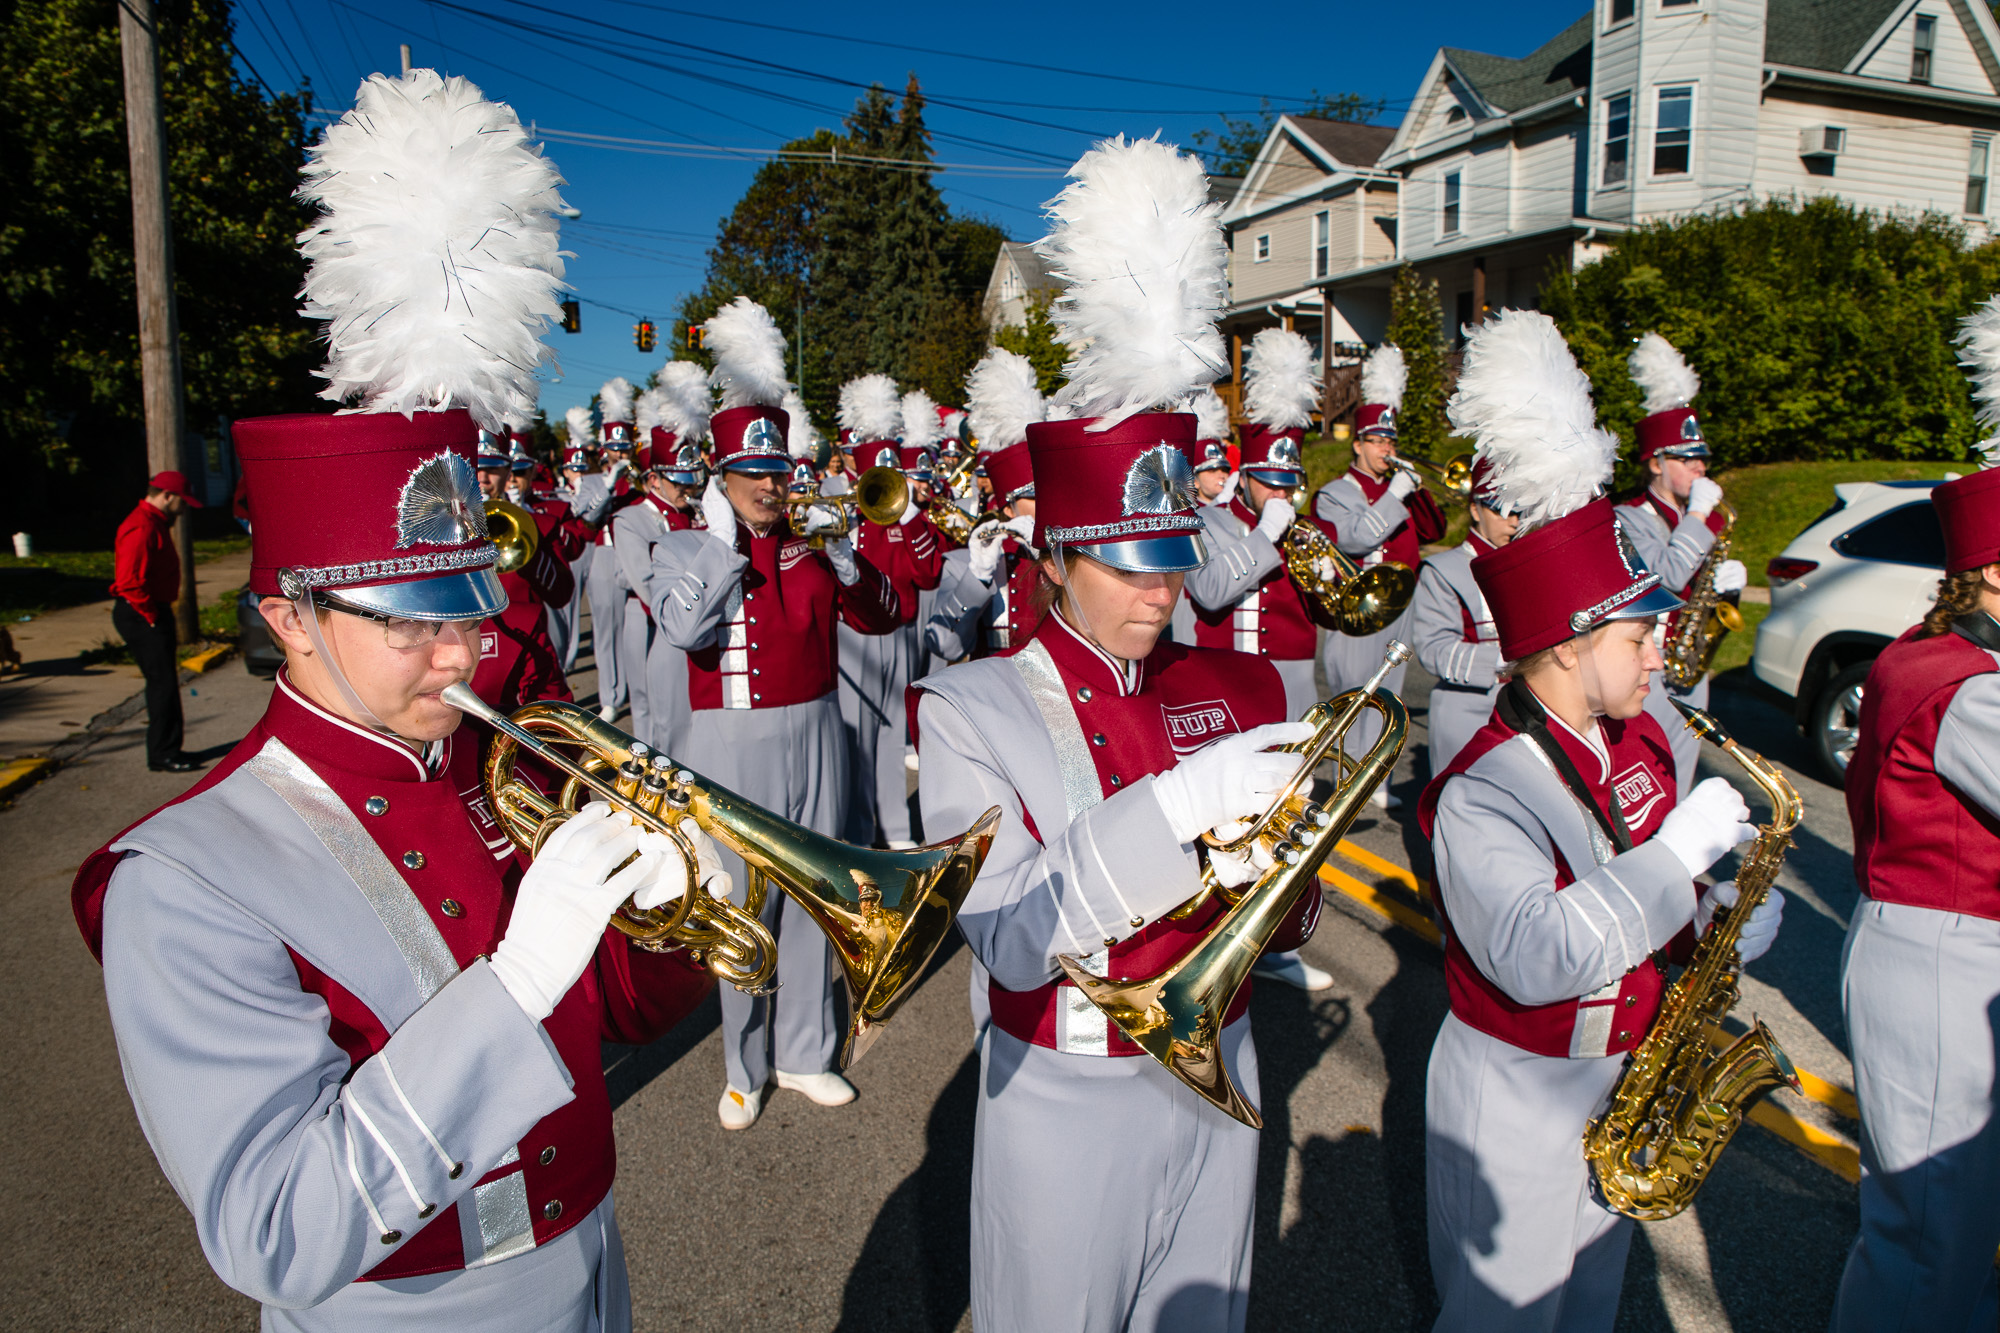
(150, 754, 203, 773)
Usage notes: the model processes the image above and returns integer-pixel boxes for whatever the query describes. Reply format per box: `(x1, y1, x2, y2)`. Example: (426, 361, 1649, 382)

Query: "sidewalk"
(0, 549, 252, 764)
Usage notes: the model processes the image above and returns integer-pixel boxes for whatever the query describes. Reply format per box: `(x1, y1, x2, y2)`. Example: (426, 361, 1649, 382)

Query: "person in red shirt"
(111, 469, 204, 772)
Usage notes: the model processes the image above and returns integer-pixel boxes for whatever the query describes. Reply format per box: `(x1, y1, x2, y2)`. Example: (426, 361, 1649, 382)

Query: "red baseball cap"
(149, 470, 205, 507)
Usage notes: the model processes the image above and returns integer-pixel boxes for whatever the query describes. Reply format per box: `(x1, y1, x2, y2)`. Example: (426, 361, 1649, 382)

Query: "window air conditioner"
(1799, 126, 1847, 157)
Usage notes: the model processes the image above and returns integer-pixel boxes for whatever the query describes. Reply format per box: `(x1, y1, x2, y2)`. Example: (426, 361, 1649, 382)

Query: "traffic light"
(559, 300, 580, 334)
(686, 324, 705, 351)
(635, 319, 656, 353)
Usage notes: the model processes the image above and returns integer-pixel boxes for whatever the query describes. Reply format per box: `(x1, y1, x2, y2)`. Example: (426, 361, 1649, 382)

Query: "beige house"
(981, 240, 1056, 331)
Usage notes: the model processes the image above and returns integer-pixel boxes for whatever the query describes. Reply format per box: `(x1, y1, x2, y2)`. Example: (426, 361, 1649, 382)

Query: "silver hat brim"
(1076, 533, 1209, 575)
(330, 567, 509, 622)
(1595, 582, 1686, 627)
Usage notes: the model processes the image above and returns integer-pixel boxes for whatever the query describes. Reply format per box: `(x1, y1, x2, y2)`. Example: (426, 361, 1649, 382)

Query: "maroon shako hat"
(1029, 412, 1207, 572)
(703, 297, 793, 474)
(1941, 301, 2000, 574)
(1472, 499, 1678, 660)
(1355, 343, 1406, 440)
(965, 348, 1045, 499)
(983, 442, 1035, 504)
(1628, 333, 1709, 463)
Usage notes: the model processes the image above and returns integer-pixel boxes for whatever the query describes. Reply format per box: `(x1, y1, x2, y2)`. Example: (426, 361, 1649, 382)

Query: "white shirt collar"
(1546, 707, 1611, 783)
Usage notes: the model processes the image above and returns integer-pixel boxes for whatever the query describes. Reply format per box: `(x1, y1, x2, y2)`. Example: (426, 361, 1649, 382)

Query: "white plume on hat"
(297, 70, 568, 430)
(1955, 296, 2000, 467)
(1360, 343, 1406, 410)
(1036, 135, 1229, 428)
(1191, 386, 1232, 444)
(1629, 332, 1700, 415)
(966, 348, 1044, 451)
(901, 390, 944, 450)
(654, 360, 712, 443)
(782, 389, 821, 459)
(1243, 328, 1320, 431)
(634, 386, 663, 437)
(703, 297, 789, 410)
(599, 377, 635, 426)
(1447, 310, 1617, 531)
(838, 374, 903, 442)
(564, 405, 593, 449)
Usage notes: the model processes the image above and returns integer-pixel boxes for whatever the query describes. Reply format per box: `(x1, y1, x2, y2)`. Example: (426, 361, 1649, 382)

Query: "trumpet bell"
(1340, 564, 1418, 636)
(853, 465, 910, 527)
(484, 498, 541, 573)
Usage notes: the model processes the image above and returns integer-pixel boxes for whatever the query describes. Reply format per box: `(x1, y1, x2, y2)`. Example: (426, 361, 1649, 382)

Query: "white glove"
(1151, 721, 1316, 845)
(490, 803, 662, 1022)
(1693, 880, 1784, 965)
(1208, 838, 1275, 891)
(1001, 514, 1037, 546)
(898, 491, 922, 526)
(1217, 471, 1241, 507)
(1387, 467, 1419, 500)
(824, 534, 860, 585)
(701, 477, 738, 550)
(1686, 476, 1724, 518)
(1712, 559, 1748, 595)
(628, 821, 732, 910)
(1256, 496, 1295, 542)
(802, 504, 845, 539)
(968, 520, 1007, 584)
(1653, 776, 1759, 879)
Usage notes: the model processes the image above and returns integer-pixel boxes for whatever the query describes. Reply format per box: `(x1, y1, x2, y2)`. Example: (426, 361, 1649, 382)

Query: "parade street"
(2, 612, 1857, 1333)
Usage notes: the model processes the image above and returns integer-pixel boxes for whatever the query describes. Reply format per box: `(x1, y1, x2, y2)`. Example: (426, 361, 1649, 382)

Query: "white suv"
(1751, 478, 1948, 785)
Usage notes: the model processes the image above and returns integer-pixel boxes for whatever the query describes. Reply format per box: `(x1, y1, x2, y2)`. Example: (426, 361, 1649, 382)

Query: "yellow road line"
(0, 757, 53, 803)
(1318, 864, 1440, 946)
(1747, 1101, 1861, 1182)
(1336, 839, 1427, 895)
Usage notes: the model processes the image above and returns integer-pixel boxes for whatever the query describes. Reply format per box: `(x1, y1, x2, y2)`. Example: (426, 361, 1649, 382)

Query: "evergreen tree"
(993, 292, 1068, 397)
(1385, 264, 1451, 457)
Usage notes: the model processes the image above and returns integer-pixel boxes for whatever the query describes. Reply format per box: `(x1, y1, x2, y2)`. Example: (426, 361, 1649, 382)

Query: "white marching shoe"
(904, 751, 920, 773)
(597, 702, 621, 724)
(717, 1083, 766, 1131)
(1370, 787, 1401, 811)
(775, 1069, 857, 1107)
(1253, 952, 1335, 992)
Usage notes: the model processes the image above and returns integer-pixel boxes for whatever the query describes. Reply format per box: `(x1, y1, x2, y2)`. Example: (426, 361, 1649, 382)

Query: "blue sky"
(229, 0, 1587, 414)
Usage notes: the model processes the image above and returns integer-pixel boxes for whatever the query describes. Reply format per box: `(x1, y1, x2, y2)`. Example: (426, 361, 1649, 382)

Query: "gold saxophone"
(1662, 502, 1745, 691)
(1058, 643, 1410, 1127)
(1581, 700, 1801, 1219)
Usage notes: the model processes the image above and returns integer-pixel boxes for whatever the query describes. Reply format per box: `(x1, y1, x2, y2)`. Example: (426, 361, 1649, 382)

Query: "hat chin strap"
(1575, 626, 1613, 724)
(291, 594, 397, 737)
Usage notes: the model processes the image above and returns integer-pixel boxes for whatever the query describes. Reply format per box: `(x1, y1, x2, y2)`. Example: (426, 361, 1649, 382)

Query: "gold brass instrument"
(1582, 700, 1801, 1219)
(1662, 502, 1744, 691)
(789, 465, 909, 550)
(1058, 642, 1412, 1127)
(441, 684, 1000, 1068)
(1281, 520, 1417, 637)
(483, 498, 541, 573)
(1391, 450, 1475, 501)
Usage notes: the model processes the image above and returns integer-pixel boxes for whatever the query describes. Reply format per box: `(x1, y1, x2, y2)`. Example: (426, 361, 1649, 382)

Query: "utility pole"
(400, 43, 412, 76)
(118, 0, 198, 644)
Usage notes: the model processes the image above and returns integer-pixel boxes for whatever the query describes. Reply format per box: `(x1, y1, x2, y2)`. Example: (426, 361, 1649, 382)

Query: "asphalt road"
(1, 613, 1861, 1332)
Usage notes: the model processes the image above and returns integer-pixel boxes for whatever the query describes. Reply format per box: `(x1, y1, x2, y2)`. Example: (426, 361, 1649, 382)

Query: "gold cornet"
(483, 498, 541, 573)
(441, 685, 1000, 1068)
(1058, 643, 1411, 1126)
(789, 465, 909, 549)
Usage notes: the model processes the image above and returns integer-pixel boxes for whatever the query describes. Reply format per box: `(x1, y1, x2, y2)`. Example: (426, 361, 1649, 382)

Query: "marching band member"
(472, 431, 574, 709)
(1409, 456, 1516, 774)
(928, 348, 1046, 665)
(1616, 334, 1746, 796)
(587, 379, 642, 725)
(918, 135, 1317, 1333)
(648, 298, 904, 1129)
(508, 429, 593, 682)
(70, 71, 718, 1331)
(1420, 311, 1779, 1332)
(553, 428, 610, 673)
(1191, 385, 1235, 505)
(1834, 300, 2000, 1331)
(1315, 342, 1447, 794)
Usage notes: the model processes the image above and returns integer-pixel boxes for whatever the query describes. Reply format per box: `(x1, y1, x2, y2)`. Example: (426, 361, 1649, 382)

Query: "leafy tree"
(1541, 197, 2000, 489)
(1, 0, 315, 539)
(1191, 90, 1388, 178)
(993, 291, 1068, 397)
(1385, 264, 1451, 458)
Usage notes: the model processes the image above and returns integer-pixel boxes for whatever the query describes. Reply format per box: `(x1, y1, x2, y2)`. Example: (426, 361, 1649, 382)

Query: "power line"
(531, 124, 1064, 177)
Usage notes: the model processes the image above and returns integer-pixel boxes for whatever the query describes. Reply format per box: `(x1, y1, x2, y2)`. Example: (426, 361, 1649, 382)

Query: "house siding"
(1854, 4, 1992, 95)
(1758, 88, 1995, 235)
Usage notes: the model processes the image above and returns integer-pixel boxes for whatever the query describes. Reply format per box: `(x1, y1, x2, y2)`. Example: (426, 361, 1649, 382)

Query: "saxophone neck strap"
(1951, 611, 2000, 655)
(1499, 678, 1636, 855)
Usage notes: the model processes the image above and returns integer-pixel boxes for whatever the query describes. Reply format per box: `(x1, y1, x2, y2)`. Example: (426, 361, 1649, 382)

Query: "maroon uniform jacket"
(1190, 498, 1344, 660)
(472, 504, 574, 710)
(856, 513, 946, 628)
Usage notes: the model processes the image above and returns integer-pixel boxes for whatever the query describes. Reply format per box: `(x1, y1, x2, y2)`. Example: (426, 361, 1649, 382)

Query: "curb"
(0, 757, 54, 804)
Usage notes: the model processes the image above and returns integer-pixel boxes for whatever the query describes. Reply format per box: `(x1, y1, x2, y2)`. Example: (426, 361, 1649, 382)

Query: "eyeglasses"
(316, 597, 485, 651)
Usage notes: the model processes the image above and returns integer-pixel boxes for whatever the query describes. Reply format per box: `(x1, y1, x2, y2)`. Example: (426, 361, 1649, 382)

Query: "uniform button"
(752, 693, 762, 702)
(441, 898, 464, 918)
(751, 668, 760, 676)
(1092, 733, 1107, 746)
(1109, 774, 1122, 787)
(748, 616, 756, 624)
(403, 851, 426, 870)
(539, 1145, 557, 1166)
(1623, 995, 1636, 1007)
(1617, 1030, 1631, 1043)
(1077, 686, 1093, 702)
(542, 1200, 563, 1221)
(364, 796, 389, 816)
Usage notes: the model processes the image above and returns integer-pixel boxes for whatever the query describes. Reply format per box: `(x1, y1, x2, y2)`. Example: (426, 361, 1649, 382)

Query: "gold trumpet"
(1282, 521, 1416, 637)
(1058, 643, 1411, 1126)
(1392, 450, 1476, 501)
(789, 465, 909, 549)
(441, 684, 1000, 1068)
(483, 498, 541, 573)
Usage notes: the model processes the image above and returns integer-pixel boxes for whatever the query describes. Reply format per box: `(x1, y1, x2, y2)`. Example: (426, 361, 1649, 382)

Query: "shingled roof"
(1286, 117, 1397, 167)
(1764, 0, 1906, 69)
(1442, 12, 1595, 113)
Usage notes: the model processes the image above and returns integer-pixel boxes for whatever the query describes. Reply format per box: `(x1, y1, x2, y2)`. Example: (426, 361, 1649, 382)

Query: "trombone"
(1390, 450, 1475, 501)
(442, 684, 1000, 1068)
(1058, 643, 1411, 1126)
(788, 465, 909, 549)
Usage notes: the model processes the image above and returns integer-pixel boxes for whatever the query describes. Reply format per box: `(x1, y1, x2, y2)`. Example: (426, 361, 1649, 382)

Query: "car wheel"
(1809, 661, 1869, 788)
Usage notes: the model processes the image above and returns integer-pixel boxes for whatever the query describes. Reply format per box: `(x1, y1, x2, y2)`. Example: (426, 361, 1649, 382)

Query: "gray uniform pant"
(644, 631, 690, 757)
(585, 547, 625, 712)
(972, 1021, 1260, 1333)
(838, 620, 919, 845)
(264, 1193, 629, 1333)
(1833, 899, 2000, 1333)
(548, 593, 578, 674)
(1321, 605, 1413, 755)
(618, 597, 653, 748)
(681, 696, 847, 1092)
(1426, 1013, 1633, 1332)
(1639, 670, 1707, 798)
(1429, 681, 1502, 777)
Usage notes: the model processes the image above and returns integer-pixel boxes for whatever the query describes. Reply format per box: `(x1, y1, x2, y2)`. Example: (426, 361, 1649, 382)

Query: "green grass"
(1301, 432, 1473, 550)
(0, 535, 249, 619)
(1714, 458, 1958, 586)
(1707, 599, 1770, 677)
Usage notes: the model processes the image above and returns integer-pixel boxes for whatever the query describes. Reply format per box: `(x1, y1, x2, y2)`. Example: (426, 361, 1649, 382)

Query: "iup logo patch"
(1611, 760, 1668, 829)
(479, 629, 499, 661)
(1163, 698, 1241, 755)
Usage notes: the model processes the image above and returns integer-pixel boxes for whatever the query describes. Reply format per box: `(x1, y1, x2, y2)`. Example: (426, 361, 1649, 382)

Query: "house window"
(1913, 14, 1937, 84)
(1446, 106, 1467, 124)
(1969, 136, 1991, 215)
(1604, 94, 1632, 185)
(1442, 171, 1462, 235)
(1313, 210, 1331, 279)
(1661, 0, 1697, 7)
(1608, 0, 1635, 22)
(1653, 85, 1694, 175)
(1253, 233, 1271, 263)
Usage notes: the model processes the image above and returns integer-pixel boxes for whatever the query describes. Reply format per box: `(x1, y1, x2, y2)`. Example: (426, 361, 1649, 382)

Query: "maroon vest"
(1190, 499, 1340, 660)
(1349, 467, 1447, 568)
(857, 513, 945, 628)
(1848, 625, 2000, 920)
(984, 617, 1317, 1054)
